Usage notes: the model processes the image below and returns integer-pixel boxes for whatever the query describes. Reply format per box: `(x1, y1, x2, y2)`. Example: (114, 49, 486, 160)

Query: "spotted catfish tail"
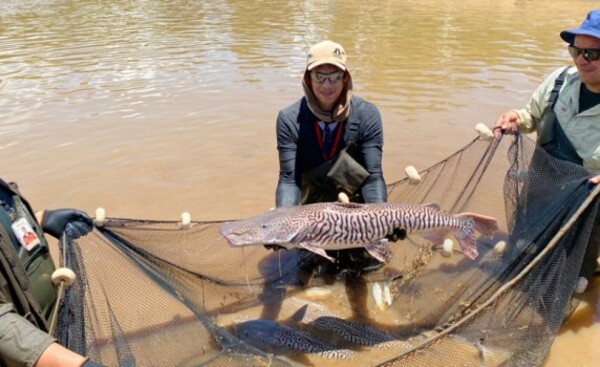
(454, 213, 499, 260)
(459, 213, 499, 237)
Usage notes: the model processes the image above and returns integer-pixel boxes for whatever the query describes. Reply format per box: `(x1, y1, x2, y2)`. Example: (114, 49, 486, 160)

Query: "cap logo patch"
(333, 48, 345, 59)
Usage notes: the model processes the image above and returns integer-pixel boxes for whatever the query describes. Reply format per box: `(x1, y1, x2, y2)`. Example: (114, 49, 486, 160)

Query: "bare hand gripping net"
(54, 133, 599, 367)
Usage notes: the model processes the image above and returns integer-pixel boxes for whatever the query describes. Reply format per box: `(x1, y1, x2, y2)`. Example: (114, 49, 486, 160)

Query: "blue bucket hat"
(561, 9, 600, 45)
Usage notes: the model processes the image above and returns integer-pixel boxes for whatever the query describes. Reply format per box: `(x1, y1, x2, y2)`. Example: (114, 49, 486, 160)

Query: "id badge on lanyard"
(11, 216, 41, 252)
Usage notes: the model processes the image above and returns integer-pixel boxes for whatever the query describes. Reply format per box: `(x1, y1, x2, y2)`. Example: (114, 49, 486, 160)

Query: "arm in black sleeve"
(358, 103, 387, 203)
(275, 110, 301, 208)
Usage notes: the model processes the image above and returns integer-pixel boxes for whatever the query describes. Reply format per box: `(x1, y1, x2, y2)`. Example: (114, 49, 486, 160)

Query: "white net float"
(575, 276, 588, 294)
(475, 123, 494, 141)
(93, 207, 106, 227)
(442, 238, 454, 257)
(494, 240, 507, 254)
(51, 267, 76, 287)
(337, 192, 350, 203)
(405, 165, 421, 184)
(180, 212, 191, 229)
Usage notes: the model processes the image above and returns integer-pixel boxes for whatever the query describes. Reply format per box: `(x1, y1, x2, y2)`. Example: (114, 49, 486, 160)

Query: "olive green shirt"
(0, 180, 56, 367)
(0, 298, 56, 367)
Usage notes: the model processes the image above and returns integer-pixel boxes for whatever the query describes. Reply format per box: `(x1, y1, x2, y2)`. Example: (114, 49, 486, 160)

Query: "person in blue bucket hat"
(493, 9, 600, 287)
(560, 9, 600, 45)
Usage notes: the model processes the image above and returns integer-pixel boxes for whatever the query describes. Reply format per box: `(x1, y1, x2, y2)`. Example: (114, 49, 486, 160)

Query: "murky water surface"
(1, 0, 598, 365)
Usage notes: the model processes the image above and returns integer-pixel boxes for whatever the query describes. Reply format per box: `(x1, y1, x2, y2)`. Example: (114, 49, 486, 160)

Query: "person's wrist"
(35, 210, 44, 224)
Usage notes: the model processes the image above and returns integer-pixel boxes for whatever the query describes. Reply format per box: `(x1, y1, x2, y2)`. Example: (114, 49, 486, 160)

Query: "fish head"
(231, 319, 287, 353)
(219, 208, 302, 247)
(233, 319, 277, 340)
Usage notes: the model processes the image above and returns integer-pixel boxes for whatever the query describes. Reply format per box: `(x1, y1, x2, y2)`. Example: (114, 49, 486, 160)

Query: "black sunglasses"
(568, 45, 600, 62)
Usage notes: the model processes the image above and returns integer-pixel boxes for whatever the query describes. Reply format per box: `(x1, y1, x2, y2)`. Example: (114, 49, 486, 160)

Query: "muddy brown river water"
(1, 0, 598, 365)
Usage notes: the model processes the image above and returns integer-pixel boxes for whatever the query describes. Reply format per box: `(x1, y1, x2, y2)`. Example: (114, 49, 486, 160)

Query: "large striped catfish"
(220, 202, 498, 261)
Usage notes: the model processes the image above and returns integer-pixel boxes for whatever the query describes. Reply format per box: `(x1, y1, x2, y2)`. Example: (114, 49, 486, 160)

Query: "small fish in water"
(232, 319, 355, 360)
(220, 202, 498, 262)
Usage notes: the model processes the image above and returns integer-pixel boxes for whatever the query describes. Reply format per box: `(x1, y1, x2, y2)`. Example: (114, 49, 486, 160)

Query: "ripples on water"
(0, 1, 598, 365)
(0, 0, 589, 125)
(0, 0, 594, 216)
(0, 1, 594, 212)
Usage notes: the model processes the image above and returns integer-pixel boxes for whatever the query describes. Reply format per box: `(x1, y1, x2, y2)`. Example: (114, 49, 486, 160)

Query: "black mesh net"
(54, 133, 599, 367)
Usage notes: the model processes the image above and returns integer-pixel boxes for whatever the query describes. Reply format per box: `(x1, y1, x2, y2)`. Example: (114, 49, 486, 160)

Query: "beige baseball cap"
(306, 40, 347, 71)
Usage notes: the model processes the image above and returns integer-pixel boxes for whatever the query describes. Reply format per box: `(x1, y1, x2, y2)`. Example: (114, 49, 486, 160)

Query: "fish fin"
(287, 304, 309, 325)
(423, 203, 441, 211)
(452, 213, 498, 260)
(455, 230, 478, 260)
(298, 241, 336, 262)
(452, 215, 479, 260)
(364, 239, 391, 263)
(457, 213, 499, 237)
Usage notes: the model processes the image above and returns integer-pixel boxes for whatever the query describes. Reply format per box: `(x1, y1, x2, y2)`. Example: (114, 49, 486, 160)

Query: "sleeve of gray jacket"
(275, 110, 301, 208)
(358, 103, 387, 203)
(0, 302, 56, 367)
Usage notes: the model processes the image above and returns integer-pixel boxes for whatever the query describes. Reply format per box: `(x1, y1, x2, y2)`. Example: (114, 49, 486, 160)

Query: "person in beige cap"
(273, 40, 389, 273)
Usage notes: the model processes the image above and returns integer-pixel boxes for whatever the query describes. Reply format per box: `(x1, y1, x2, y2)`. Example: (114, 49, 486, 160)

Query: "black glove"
(41, 209, 93, 239)
(385, 228, 406, 242)
(264, 244, 287, 251)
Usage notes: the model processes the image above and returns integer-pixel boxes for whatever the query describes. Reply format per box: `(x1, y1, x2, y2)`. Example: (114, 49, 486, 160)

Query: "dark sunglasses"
(310, 70, 344, 84)
(568, 45, 600, 62)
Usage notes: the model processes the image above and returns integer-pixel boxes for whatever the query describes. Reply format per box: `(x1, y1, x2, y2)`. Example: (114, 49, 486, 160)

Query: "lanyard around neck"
(314, 119, 344, 160)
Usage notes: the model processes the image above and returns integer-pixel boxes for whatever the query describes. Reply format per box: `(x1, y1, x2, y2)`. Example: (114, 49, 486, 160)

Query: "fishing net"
(53, 132, 599, 367)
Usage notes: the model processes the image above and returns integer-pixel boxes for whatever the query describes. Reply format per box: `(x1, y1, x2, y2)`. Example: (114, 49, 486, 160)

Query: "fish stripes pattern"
(300, 203, 465, 245)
